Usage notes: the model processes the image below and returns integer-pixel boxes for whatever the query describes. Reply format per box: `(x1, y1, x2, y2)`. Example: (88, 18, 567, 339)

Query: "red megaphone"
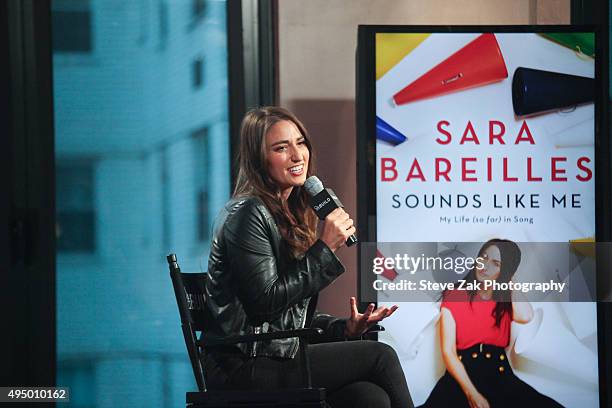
(393, 33, 508, 106)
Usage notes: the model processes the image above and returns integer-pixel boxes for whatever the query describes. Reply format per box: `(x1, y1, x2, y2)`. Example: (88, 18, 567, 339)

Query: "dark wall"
(1, 0, 56, 391)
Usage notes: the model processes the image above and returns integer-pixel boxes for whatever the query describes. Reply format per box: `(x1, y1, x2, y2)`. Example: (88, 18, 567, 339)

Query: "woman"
(420, 239, 563, 408)
(203, 106, 413, 408)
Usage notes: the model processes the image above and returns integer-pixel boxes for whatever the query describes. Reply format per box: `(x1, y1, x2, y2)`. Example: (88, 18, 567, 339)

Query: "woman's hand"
(466, 390, 490, 408)
(344, 297, 398, 338)
(319, 208, 356, 252)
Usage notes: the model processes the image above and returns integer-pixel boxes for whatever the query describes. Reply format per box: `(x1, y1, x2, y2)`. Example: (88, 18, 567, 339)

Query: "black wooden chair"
(168, 253, 327, 407)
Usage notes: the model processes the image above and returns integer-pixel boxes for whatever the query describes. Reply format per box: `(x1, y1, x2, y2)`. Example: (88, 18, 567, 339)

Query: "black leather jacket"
(205, 196, 348, 359)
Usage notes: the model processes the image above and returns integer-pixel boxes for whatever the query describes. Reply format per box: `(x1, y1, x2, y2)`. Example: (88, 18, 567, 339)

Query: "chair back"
(168, 254, 329, 406)
(167, 253, 208, 392)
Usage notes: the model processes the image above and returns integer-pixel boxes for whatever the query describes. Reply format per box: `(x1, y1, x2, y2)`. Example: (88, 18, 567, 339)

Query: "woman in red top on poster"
(419, 239, 563, 408)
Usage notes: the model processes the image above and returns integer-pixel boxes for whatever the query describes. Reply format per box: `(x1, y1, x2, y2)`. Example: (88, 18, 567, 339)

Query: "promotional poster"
(371, 31, 599, 407)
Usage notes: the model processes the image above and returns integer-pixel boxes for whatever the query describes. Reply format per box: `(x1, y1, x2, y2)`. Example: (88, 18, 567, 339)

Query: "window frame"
(1, 0, 277, 391)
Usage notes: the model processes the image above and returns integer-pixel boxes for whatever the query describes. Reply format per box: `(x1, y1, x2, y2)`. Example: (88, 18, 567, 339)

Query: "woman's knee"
(367, 340, 400, 365)
(327, 381, 391, 408)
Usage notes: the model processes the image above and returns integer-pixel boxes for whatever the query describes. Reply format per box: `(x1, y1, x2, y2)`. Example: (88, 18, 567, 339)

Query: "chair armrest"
(366, 324, 385, 334)
(200, 327, 324, 347)
(358, 324, 385, 340)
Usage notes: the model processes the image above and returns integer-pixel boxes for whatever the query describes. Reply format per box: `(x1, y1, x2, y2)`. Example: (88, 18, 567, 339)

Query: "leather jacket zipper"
(290, 298, 310, 358)
(251, 326, 261, 357)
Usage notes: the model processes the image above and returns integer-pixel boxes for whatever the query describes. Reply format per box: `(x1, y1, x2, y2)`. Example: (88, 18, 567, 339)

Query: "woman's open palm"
(345, 297, 398, 338)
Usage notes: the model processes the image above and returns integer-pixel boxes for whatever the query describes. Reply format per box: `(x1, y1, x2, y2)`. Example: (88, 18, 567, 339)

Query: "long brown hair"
(233, 106, 318, 258)
(467, 239, 520, 327)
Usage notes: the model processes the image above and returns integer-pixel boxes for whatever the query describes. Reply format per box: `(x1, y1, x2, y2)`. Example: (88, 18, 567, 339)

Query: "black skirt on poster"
(419, 344, 563, 408)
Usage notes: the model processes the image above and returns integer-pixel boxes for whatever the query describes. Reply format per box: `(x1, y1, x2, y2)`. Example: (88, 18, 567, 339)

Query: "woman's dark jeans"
(205, 340, 414, 408)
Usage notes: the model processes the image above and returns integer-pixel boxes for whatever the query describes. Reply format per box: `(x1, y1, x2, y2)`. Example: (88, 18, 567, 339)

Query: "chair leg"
(299, 338, 313, 389)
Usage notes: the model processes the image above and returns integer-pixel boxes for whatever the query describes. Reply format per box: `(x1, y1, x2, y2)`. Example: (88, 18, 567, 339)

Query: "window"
(197, 190, 209, 242)
(57, 360, 95, 408)
(192, 0, 207, 20)
(52, 0, 92, 53)
(53, 1, 230, 404)
(158, 0, 168, 49)
(192, 127, 210, 242)
(192, 57, 204, 89)
(56, 160, 95, 253)
(161, 144, 170, 249)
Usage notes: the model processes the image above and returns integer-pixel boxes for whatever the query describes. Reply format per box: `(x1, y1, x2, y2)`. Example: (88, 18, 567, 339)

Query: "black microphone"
(303, 176, 358, 247)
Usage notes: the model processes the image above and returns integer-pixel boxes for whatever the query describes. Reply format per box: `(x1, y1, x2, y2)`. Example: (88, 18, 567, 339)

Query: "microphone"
(303, 176, 358, 247)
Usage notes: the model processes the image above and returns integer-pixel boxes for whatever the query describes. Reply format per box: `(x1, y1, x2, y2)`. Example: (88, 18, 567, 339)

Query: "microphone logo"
(314, 197, 331, 211)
